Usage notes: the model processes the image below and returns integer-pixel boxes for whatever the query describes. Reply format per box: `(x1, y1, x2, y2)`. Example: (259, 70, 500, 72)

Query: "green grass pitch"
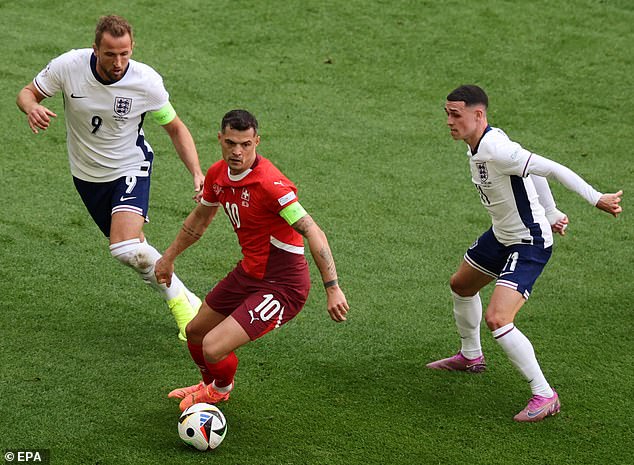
(1, 1, 632, 464)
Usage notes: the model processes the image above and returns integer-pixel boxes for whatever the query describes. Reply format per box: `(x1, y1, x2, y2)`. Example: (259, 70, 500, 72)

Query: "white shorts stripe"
(112, 205, 144, 216)
(496, 279, 518, 290)
(464, 254, 498, 278)
(495, 280, 531, 299)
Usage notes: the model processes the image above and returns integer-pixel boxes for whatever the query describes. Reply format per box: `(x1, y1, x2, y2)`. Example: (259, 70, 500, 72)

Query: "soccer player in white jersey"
(426, 85, 623, 422)
(16, 15, 205, 340)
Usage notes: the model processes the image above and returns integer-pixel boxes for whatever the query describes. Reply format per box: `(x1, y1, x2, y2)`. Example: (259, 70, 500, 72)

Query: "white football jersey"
(467, 127, 553, 248)
(33, 48, 169, 182)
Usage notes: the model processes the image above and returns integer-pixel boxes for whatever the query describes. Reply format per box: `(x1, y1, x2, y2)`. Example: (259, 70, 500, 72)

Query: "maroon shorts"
(205, 259, 311, 340)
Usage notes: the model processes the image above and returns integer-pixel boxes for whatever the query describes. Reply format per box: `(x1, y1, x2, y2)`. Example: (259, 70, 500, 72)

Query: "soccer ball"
(178, 403, 227, 451)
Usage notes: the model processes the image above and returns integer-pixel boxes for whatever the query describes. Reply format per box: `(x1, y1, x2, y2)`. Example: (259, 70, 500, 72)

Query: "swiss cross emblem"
(241, 188, 250, 207)
(114, 97, 132, 116)
(476, 162, 488, 182)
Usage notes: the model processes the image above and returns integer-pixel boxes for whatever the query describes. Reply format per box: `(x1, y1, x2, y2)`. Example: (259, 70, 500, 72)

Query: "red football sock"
(206, 351, 238, 388)
(187, 341, 214, 385)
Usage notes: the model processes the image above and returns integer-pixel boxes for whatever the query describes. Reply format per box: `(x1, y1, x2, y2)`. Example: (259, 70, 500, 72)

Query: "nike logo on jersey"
(274, 180, 285, 186)
(70, 93, 87, 98)
(119, 196, 137, 201)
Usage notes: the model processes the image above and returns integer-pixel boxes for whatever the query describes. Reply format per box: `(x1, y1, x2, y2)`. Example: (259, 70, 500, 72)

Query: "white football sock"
(452, 291, 483, 359)
(211, 381, 233, 393)
(492, 323, 554, 398)
(136, 239, 185, 300)
(110, 238, 185, 300)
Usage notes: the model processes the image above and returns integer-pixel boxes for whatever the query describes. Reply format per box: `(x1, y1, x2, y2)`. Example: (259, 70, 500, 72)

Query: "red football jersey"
(202, 154, 306, 279)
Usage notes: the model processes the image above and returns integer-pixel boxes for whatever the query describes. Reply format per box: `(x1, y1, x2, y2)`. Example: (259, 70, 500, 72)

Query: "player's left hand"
(596, 190, 623, 217)
(192, 173, 205, 203)
(326, 286, 349, 322)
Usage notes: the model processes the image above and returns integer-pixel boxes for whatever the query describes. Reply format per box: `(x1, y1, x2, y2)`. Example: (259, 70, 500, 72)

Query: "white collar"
(227, 167, 252, 182)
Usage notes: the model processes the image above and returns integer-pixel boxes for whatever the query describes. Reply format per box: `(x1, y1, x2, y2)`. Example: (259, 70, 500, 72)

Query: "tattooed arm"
(155, 203, 219, 287)
(293, 214, 349, 322)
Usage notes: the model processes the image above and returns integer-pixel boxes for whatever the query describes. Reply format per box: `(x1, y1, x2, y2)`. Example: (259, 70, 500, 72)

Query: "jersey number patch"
(225, 202, 241, 229)
(503, 252, 519, 273)
(248, 294, 285, 326)
(91, 115, 103, 134)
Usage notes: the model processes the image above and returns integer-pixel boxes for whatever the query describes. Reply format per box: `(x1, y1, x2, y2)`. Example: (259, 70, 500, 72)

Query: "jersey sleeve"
(261, 168, 299, 215)
(531, 174, 567, 225)
(141, 65, 170, 111)
(33, 51, 70, 98)
(201, 164, 221, 206)
(488, 137, 534, 177)
(526, 154, 602, 205)
(531, 174, 558, 213)
(270, 181, 299, 214)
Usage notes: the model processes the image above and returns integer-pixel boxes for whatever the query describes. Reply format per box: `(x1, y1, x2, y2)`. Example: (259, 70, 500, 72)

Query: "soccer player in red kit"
(155, 109, 349, 410)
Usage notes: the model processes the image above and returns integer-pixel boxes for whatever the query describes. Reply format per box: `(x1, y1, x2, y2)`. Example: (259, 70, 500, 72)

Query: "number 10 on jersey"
(225, 202, 240, 228)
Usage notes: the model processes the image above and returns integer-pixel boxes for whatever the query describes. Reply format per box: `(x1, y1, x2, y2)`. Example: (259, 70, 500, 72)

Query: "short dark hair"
(447, 85, 488, 108)
(95, 15, 133, 47)
(221, 109, 259, 134)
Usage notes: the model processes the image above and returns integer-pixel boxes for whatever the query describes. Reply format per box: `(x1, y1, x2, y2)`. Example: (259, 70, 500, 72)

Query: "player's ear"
(254, 135, 260, 146)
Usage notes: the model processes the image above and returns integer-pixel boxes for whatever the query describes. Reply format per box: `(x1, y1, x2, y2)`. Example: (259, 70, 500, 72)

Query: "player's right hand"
(27, 104, 57, 134)
(550, 215, 569, 236)
(155, 257, 174, 287)
(545, 208, 568, 236)
(192, 172, 205, 203)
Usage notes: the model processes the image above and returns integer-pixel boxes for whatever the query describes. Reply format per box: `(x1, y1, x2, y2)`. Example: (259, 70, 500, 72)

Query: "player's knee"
(484, 309, 510, 330)
(450, 274, 474, 297)
(185, 320, 206, 345)
(202, 343, 225, 365)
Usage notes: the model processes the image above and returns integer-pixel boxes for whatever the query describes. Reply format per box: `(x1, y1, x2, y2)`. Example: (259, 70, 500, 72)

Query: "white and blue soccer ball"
(178, 403, 227, 451)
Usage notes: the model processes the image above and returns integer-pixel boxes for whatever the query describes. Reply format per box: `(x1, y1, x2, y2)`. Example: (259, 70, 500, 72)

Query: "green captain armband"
(280, 202, 307, 225)
(150, 102, 177, 125)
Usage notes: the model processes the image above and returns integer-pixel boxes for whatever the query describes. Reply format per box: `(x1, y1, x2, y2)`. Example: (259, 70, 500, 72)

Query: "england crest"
(476, 162, 488, 182)
(114, 97, 132, 116)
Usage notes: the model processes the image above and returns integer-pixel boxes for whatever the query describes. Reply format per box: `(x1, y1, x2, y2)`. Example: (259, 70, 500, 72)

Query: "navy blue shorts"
(73, 175, 151, 237)
(464, 228, 552, 299)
